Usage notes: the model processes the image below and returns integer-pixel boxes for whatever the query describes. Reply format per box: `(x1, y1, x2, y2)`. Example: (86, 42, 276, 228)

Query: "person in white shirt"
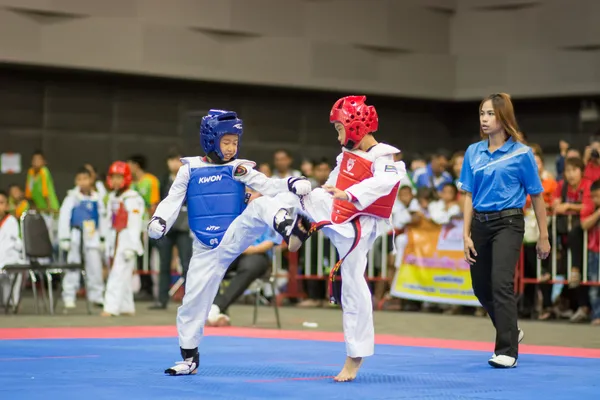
(392, 185, 421, 267)
(428, 183, 462, 225)
(272, 149, 302, 179)
(58, 167, 106, 308)
(0, 191, 23, 307)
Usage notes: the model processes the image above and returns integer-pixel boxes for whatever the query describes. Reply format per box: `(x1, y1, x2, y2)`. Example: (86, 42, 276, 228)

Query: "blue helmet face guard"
(200, 109, 243, 162)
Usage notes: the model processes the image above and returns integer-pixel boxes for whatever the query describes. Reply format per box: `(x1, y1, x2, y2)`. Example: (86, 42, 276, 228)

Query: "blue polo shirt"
(412, 163, 454, 191)
(253, 228, 282, 259)
(457, 138, 543, 212)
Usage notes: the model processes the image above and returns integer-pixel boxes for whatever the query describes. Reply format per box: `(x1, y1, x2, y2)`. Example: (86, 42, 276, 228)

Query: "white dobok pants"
(178, 189, 379, 358)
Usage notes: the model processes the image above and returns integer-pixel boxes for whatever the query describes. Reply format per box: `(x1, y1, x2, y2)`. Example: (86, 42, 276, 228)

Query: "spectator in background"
(566, 148, 581, 159)
(583, 137, 600, 182)
(428, 183, 461, 225)
(258, 162, 272, 177)
(58, 167, 105, 309)
(581, 180, 600, 326)
(533, 152, 557, 206)
(8, 184, 29, 219)
(25, 151, 59, 213)
(272, 149, 301, 179)
(546, 156, 590, 322)
(298, 158, 332, 307)
(412, 151, 453, 191)
(300, 159, 314, 178)
(206, 188, 281, 326)
(150, 150, 193, 310)
(408, 153, 426, 175)
(414, 187, 435, 223)
(128, 154, 160, 302)
(555, 140, 570, 181)
(449, 151, 465, 183)
(313, 158, 331, 187)
(83, 163, 107, 200)
(392, 184, 421, 268)
(128, 155, 160, 216)
(300, 158, 318, 189)
(0, 190, 23, 308)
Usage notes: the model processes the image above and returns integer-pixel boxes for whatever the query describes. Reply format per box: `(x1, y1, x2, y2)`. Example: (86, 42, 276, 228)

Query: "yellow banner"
(391, 219, 481, 306)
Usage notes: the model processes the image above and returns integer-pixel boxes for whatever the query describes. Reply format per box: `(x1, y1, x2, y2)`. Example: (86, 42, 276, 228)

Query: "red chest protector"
(331, 151, 399, 224)
(111, 201, 128, 233)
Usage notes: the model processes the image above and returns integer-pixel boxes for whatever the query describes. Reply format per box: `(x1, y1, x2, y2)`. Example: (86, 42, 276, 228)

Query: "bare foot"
(100, 311, 114, 317)
(334, 356, 363, 382)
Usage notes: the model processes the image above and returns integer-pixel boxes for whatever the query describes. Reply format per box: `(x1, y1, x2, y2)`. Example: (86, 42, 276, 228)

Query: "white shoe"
(492, 329, 523, 357)
(207, 304, 220, 325)
(164, 357, 198, 376)
(64, 301, 76, 309)
(488, 354, 517, 368)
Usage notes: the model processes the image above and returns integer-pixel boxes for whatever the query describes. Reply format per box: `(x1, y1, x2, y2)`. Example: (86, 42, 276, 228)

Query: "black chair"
(3, 210, 91, 315)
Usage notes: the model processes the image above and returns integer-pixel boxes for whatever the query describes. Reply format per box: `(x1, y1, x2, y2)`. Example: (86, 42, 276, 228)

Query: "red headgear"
(107, 161, 132, 190)
(329, 95, 379, 149)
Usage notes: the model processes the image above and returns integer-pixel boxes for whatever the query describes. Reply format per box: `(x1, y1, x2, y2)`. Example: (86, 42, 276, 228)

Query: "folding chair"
(3, 210, 91, 315)
(251, 246, 282, 329)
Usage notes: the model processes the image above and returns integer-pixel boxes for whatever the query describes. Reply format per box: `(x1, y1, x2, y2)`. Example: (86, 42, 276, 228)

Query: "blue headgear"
(200, 109, 243, 162)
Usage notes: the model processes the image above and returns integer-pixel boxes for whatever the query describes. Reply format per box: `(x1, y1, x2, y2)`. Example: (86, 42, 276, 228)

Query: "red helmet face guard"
(107, 161, 132, 190)
(329, 95, 379, 149)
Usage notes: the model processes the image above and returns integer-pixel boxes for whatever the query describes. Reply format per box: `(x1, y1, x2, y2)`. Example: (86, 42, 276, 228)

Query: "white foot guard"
(165, 348, 199, 376)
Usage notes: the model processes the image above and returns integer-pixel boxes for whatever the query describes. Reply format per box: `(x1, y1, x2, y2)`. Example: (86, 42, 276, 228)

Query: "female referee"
(458, 93, 550, 369)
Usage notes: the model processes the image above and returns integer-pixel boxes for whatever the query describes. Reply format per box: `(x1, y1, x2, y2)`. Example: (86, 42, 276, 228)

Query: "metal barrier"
(520, 213, 600, 288)
(296, 231, 392, 282)
(134, 212, 600, 301)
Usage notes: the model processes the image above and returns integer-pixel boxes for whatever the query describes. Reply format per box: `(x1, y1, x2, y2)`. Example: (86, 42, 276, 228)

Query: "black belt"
(473, 208, 523, 223)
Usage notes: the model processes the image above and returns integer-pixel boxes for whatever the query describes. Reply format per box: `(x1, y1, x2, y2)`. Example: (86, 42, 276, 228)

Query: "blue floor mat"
(0, 336, 598, 400)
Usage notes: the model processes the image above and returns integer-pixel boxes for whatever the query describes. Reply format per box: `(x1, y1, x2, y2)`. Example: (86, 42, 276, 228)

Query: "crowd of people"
(2, 131, 600, 328)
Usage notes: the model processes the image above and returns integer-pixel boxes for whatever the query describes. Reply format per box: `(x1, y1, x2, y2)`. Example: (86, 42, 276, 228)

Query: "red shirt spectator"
(581, 179, 600, 252)
(553, 179, 591, 204)
(584, 162, 600, 183)
(552, 157, 590, 216)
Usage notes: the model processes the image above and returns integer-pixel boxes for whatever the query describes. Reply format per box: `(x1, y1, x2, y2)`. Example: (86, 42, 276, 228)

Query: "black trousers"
(470, 213, 524, 359)
(214, 253, 270, 314)
(137, 239, 157, 296)
(157, 230, 193, 306)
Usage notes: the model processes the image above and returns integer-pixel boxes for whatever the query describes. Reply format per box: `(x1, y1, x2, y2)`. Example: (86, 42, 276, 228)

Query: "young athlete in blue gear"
(147, 109, 312, 375)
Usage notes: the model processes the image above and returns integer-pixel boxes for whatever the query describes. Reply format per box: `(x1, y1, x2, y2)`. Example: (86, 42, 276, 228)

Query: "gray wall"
(1, 0, 599, 99)
(0, 66, 453, 199)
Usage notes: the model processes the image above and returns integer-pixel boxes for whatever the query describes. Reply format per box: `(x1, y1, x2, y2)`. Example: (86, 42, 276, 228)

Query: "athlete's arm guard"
(151, 165, 189, 234)
(346, 158, 406, 211)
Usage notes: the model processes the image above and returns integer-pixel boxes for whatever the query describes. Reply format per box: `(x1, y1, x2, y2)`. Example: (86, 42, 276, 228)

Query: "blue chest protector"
(187, 164, 247, 249)
(71, 199, 100, 229)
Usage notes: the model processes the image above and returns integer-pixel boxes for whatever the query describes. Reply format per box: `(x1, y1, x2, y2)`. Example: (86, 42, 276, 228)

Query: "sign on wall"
(0, 153, 22, 174)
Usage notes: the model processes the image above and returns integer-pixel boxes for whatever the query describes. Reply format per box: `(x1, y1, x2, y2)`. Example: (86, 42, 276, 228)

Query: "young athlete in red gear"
(248, 95, 406, 381)
(101, 161, 145, 317)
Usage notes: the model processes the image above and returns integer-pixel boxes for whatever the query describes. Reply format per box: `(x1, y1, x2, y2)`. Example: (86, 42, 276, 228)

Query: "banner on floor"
(391, 219, 481, 306)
